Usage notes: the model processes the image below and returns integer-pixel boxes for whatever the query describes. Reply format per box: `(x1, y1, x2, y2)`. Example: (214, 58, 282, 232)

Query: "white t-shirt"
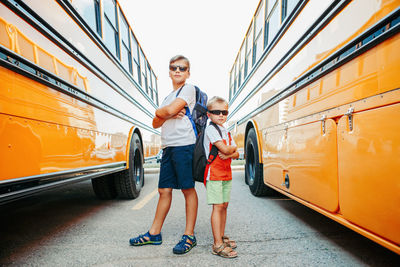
(203, 122, 236, 181)
(160, 84, 196, 148)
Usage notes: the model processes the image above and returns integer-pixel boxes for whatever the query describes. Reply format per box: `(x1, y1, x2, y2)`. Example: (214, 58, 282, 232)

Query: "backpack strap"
(176, 84, 198, 136)
(175, 84, 185, 97)
(209, 121, 223, 138)
(207, 122, 223, 165)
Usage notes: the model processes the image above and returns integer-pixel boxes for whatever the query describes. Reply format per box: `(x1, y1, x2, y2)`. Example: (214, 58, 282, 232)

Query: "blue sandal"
(129, 231, 162, 246)
(172, 234, 197, 254)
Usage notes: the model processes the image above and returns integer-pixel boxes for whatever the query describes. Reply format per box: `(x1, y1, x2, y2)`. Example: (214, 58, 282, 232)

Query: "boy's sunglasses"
(169, 65, 188, 72)
(208, 110, 229, 116)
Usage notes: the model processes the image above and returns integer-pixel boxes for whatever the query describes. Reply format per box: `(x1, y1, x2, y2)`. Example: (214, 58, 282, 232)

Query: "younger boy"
(203, 96, 239, 258)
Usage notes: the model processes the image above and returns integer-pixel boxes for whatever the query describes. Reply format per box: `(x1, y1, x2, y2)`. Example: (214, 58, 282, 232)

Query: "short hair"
(169, 55, 190, 70)
(207, 96, 228, 110)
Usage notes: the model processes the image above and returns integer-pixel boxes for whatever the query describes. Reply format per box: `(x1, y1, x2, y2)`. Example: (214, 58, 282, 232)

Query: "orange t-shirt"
(204, 131, 233, 183)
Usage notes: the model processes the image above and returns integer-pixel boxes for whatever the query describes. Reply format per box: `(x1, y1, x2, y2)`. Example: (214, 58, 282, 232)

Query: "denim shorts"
(158, 144, 195, 189)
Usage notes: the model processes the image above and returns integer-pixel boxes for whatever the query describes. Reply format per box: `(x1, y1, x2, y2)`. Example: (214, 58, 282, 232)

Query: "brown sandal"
(222, 235, 237, 249)
(212, 243, 238, 258)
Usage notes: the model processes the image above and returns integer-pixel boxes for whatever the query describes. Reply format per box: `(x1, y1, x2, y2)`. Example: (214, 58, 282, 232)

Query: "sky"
(118, 0, 260, 102)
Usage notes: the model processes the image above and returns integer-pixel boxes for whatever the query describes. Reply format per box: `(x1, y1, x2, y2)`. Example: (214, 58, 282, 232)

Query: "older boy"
(204, 96, 239, 258)
(129, 55, 198, 255)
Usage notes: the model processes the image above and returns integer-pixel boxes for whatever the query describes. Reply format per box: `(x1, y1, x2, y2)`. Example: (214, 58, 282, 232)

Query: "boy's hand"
(152, 116, 166, 129)
(214, 141, 237, 155)
(172, 108, 186, 119)
(218, 151, 230, 160)
(218, 150, 239, 160)
(156, 98, 187, 119)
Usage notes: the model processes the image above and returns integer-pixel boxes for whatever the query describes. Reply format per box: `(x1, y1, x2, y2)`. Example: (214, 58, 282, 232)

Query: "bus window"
(154, 77, 159, 105)
(266, 0, 276, 15)
(152, 71, 158, 102)
(148, 64, 153, 99)
(131, 32, 140, 83)
(103, 0, 119, 58)
(239, 42, 246, 85)
(246, 22, 254, 71)
(229, 71, 234, 100)
(140, 49, 148, 91)
(72, 0, 101, 36)
(266, 1, 280, 46)
(235, 59, 240, 91)
(254, 1, 265, 63)
(119, 8, 131, 73)
(282, 0, 300, 21)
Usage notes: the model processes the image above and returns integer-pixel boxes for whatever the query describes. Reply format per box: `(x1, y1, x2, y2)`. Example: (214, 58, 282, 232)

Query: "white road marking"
(132, 188, 159, 210)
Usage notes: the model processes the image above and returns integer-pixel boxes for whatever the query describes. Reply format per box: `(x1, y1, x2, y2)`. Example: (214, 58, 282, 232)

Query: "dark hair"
(169, 55, 190, 70)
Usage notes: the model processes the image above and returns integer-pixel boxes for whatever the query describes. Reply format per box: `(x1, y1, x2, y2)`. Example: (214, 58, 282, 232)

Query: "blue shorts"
(158, 144, 195, 189)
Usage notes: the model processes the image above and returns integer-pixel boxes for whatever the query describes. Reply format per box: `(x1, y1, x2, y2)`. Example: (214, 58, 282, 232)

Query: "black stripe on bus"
(1, 0, 158, 118)
(234, 8, 400, 128)
(0, 162, 126, 204)
(0, 162, 126, 186)
(0, 46, 160, 136)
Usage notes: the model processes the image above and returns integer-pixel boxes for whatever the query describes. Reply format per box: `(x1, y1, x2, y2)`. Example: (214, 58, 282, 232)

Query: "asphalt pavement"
(0, 169, 399, 266)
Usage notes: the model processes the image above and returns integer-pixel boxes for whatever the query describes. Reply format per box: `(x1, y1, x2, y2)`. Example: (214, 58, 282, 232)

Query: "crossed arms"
(152, 98, 186, 128)
(213, 140, 239, 160)
(153, 97, 239, 160)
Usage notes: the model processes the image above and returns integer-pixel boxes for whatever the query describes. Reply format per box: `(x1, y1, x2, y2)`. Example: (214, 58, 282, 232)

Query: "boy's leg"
(130, 188, 172, 245)
(149, 188, 173, 235)
(220, 180, 232, 237)
(207, 180, 224, 245)
(220, 202, 228, 237)
(172, 144, 197, 236)
(208, 181, 237, 257)
(150, 146, 176, 235)
(172, 188, 198, 254)
(211, 204, 237, 258)
(182, 188, 198, 235)
(211, 203, 225, 246)
(171, 145, 198, 254)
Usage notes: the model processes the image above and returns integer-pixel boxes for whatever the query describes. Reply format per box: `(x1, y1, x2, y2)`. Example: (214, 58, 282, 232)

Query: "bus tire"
(114, 133, 144, 199)
(245, 128, 274, 196)
(91, 174, 118, 200)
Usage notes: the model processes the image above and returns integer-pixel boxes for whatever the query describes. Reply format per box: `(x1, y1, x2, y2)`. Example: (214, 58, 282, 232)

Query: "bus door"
(337, 103, 400, 245)
(264, 117, 339, 213)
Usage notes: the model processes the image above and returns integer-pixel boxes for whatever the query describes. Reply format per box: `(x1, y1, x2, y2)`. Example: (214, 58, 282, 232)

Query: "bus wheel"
(115, 133, 144, 199)
(91, 174, 118, 200)
(245, 128, 274, 196)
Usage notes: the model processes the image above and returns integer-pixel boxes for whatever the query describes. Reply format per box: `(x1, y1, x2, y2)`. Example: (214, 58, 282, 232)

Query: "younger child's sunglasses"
(208, 110, 229, 116)
(169, 65, 188, 72)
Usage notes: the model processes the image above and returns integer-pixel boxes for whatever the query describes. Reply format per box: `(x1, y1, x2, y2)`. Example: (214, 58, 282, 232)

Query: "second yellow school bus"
(227, 0, 399, 254)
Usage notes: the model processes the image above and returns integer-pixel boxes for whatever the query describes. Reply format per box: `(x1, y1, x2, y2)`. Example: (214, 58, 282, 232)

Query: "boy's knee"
(181, 188, 196, 196)
(158, 188, 172, 196)
(213, 203, 225, 210)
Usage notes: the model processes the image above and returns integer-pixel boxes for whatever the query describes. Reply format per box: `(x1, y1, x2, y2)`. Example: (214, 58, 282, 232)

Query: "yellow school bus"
(0, 0, 161, 202)
(227, 0, 399, 254)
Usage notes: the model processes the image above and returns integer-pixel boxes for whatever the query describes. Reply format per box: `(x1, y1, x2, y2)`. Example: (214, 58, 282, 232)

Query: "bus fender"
(125, 126, 143, 169)
(244, 120, 263, 164)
